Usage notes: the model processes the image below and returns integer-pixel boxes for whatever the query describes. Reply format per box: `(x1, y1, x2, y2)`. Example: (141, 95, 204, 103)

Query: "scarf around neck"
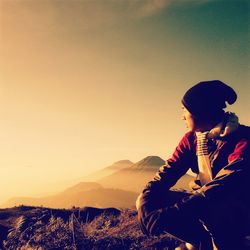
(195, 112, 239, 185)
(206, 112, 239, 139)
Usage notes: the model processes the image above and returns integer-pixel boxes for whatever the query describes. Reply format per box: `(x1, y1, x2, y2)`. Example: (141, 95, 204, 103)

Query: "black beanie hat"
(182, 80, 237, 118)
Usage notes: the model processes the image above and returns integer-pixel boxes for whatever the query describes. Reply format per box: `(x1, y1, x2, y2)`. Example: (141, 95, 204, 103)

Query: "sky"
(0, 0, 249, 204)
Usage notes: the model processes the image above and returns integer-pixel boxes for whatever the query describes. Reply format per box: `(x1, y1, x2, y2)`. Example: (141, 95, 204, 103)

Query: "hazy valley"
(2, 156, 194, 209)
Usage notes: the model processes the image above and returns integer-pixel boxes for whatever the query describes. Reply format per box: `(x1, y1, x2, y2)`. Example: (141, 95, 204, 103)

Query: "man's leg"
(137, 190, 213, 249)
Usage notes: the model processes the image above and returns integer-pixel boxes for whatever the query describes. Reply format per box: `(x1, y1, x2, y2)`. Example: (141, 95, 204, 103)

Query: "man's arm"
(136, 132, 195, 225)
(146, 132, 195, 188)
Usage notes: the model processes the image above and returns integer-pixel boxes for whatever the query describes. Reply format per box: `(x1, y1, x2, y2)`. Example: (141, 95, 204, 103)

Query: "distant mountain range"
(98, 156, 194, 193)
(2, 156, 195, 209)
(98, 156, 165, 192)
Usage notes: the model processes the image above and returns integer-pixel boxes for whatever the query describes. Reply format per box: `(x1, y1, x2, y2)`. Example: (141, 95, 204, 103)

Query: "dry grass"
(1, 206, 181, 250)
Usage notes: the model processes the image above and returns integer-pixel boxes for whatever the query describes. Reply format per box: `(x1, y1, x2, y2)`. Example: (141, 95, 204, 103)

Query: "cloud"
(52, 0, 216, 31)
(57, 0, 172, 31)
(128, 0, 172, 18)
(57, 0, 173, 32)
(2, 0, 212, 36)
(127, 0, 214, 18)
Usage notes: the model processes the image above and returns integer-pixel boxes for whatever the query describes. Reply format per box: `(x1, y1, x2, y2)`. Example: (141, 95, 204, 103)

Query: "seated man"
(136, 80, 250, 250)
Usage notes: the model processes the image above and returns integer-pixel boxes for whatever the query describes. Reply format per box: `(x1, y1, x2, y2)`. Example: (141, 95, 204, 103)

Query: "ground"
(1, 205, 250, 250)
(0, 206, 181, 250)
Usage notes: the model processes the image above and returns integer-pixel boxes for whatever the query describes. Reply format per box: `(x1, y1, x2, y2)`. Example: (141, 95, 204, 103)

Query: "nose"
(181, 114, 186, 120)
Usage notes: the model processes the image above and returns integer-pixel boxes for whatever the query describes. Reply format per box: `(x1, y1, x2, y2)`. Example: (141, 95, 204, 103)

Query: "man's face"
(181, 106, 197, 131)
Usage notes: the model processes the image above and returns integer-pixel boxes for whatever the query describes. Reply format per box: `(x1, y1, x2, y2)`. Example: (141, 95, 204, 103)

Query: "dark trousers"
(137, 190, 248, 250)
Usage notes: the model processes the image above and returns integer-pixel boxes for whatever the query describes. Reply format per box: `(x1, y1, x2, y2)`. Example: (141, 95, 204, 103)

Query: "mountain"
(98, 156, 194, 193)
(98, 156, 162, 192)
(2, 182, 137, 209)
(105, 160, 134, 170)
(130, 156, 165, 171)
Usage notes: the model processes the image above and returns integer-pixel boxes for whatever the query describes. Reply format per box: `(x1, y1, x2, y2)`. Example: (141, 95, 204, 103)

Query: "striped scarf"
(195, 112, 239, 186)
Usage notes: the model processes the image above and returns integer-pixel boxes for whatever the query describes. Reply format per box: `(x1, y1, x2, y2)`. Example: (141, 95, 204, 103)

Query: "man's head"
(181, 80, 237, 132)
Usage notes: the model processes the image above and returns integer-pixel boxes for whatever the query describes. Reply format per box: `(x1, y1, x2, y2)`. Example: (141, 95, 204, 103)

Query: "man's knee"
(136, 190, 191, 236)
(138, 208, 166, 236)
(137, 190, 189, 212)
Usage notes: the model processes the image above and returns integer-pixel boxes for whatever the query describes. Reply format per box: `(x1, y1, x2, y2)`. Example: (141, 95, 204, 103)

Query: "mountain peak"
(105, 160, 134, 171)
(113, 160, 134, 165)
(131, 156, 165, 170)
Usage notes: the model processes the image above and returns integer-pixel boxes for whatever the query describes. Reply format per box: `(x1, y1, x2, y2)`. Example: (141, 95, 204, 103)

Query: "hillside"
(1, 205, 250, 249)
(0, 205, 183, 249)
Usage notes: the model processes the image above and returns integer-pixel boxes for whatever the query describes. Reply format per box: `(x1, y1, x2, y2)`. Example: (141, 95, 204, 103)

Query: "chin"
(187, 127, 195, 132)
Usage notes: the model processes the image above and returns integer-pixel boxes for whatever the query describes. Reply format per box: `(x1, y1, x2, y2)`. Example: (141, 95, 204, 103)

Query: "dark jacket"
(141, 124, 250, 216)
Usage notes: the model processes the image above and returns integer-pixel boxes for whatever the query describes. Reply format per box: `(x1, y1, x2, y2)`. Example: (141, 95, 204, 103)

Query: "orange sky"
(0, 0, 249, 204)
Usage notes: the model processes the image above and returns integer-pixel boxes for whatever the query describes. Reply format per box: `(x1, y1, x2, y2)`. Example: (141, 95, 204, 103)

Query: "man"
(136, 80, 250, 250)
